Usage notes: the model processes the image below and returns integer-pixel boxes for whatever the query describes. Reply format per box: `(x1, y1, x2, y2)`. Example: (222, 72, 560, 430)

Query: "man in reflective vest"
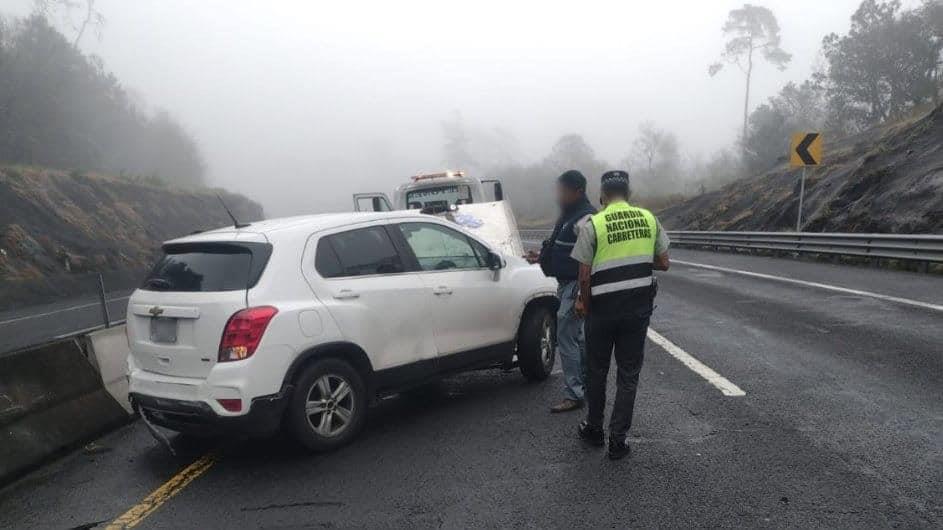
(570, 170, 670, 460)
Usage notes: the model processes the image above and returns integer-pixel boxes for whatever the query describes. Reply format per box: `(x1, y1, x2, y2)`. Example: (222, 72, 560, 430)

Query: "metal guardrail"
(668, 231, 943, 263)
(519, 229, 943, 264)
(0, 270, 136, 355)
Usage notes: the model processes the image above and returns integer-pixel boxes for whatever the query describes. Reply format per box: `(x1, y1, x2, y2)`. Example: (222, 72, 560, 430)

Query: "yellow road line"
(106, 453, 216, 529)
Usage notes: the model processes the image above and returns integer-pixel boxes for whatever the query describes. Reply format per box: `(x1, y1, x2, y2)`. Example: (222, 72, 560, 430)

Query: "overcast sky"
(7, 0, 891, 216)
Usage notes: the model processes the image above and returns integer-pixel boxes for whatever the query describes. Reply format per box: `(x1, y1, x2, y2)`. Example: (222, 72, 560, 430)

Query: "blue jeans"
(556, 280, 586, 401)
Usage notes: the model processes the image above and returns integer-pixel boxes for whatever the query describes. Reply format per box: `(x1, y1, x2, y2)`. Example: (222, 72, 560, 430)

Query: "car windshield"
(405, 184, 472, 209)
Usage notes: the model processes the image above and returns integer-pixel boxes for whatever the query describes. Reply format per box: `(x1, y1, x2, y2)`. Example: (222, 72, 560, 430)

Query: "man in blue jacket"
(539, 170, 597, 413)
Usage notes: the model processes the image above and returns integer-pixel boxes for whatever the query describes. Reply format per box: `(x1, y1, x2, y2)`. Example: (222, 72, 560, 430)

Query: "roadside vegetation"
(453, 0, 942, 227)
(0, 3, 255, 298)
(0, 9, 205, 188)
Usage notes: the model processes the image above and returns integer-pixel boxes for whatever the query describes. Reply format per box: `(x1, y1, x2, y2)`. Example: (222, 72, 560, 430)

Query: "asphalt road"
(1, 249, 941, 528)
(0, 292, 131, 355)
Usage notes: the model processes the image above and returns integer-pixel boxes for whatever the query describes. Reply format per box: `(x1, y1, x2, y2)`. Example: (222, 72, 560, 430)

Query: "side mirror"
(487, 251, 504, 270)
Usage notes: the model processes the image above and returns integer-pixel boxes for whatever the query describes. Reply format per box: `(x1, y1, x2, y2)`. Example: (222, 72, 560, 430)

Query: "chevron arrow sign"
(790, 132, 823, 167)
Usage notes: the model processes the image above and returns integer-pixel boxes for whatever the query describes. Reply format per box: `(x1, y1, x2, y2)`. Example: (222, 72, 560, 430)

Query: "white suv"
(126, 212, 558, 450)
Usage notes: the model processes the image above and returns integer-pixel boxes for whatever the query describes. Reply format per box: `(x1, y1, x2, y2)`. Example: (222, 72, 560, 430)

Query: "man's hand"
(524, 250, 539, 264)
(575, 297, 588, 318)
(577, 262, 592, 318)
(654, 252, 670, 271)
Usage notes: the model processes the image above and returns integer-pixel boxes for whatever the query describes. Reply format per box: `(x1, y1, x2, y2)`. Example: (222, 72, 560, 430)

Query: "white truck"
(353, 170, 525, 258)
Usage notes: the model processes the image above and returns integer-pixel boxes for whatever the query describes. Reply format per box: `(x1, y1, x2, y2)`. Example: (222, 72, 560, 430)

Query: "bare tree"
(625, 122, 682, 197)
(33, 0, 104, 48)
(631, 122, 679, 175)
(632, 122, 660, 175)
(709, 4, 791, 156)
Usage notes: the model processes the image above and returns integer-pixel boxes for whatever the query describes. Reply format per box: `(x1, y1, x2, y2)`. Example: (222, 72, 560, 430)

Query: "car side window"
(467, 237, 491, 265)
(397, 223, 483, 271)
(315, 226, 405, 278)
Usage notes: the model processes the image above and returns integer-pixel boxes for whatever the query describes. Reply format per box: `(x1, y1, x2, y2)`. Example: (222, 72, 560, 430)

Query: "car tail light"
(218, 306, 278, 362)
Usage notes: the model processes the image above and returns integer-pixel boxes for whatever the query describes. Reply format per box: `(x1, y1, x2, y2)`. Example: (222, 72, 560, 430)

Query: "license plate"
(149, 317, 178, 343)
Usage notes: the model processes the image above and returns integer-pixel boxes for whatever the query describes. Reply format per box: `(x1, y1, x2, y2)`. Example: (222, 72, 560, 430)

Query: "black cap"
(601, 170, 629, 185)
(601, 170, 630, 195)
(557, 170, 586, 192)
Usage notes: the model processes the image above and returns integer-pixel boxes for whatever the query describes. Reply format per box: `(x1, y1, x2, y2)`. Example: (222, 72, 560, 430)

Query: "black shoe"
(578, 421, 605, 447)
(608, 437, 632, 460)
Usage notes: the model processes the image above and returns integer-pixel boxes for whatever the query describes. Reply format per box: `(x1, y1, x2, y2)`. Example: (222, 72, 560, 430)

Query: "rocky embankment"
(0, 167, 263, 306)
(659, 104, 943, 233)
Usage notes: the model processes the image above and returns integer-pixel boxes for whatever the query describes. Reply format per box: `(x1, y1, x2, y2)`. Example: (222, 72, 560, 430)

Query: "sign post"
(790, 132, 823, 231)
(797, 167, 807, 231)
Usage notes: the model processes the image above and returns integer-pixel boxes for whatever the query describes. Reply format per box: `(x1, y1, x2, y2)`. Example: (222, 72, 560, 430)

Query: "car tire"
(518, 304, 556, 382)
(287, 357, 368, 451)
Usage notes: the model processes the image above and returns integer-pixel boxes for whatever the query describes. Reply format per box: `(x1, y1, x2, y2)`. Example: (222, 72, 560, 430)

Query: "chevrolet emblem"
(148, 306, 164, 317)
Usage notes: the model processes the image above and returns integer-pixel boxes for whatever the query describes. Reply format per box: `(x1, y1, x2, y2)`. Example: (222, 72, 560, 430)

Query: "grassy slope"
(0, 166, 264, 281)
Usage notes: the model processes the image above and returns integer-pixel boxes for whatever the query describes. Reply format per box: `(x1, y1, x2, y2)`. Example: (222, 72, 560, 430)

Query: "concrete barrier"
(0, 336, 131, 486)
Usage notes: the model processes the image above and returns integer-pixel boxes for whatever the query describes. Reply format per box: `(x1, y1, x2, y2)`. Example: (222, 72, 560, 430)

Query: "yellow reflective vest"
(589, 201, 657, 299)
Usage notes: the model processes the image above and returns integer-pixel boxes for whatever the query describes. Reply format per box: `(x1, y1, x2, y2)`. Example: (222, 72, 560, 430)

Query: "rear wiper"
(144, 278, 172, 291)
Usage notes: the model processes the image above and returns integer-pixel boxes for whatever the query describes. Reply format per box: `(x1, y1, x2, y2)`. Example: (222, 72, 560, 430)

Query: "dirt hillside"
(0, 167, 264, 281)
(658, 104, 943, 233)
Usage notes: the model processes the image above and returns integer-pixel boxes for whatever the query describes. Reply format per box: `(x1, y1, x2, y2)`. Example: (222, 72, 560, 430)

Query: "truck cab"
(353, 170, 504, 213)
(353, 170, 523, 259)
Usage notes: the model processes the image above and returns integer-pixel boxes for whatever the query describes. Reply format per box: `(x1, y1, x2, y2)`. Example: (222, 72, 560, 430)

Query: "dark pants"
(584, 313, 650, 440)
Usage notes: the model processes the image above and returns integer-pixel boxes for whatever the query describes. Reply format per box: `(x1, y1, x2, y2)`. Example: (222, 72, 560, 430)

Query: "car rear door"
(126, 237, 272, 379)
(307, 224, 438, 379)
(392, 221, 516, 365)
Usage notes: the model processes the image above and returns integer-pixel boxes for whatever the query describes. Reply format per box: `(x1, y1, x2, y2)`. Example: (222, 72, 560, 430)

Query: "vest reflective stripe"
(554, 239, 576, 247)
(590, 277, 655, 296)
(589, 201, 657, 297)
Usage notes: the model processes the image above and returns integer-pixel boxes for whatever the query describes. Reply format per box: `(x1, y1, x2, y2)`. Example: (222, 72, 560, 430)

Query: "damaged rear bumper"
(129, 391, 288, 437)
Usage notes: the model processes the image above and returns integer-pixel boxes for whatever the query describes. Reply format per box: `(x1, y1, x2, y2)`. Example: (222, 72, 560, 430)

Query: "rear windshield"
(142, 242, 272, 292)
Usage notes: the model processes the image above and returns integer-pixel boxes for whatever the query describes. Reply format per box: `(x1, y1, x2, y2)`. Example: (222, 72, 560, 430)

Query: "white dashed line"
(647, 328, 746, 397)
(672, 260, 943, 313)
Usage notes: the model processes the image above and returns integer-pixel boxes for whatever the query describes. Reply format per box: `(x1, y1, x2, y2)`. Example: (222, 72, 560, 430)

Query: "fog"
(7, 0, 878, 216)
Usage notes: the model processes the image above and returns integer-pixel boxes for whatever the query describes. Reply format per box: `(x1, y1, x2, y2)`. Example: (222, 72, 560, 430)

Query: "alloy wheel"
(304, 374, 354, 437)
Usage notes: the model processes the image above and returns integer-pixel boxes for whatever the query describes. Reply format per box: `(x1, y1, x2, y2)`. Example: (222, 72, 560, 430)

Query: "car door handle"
(432, 286, 453, 295)
(333, 289, 360, 300)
